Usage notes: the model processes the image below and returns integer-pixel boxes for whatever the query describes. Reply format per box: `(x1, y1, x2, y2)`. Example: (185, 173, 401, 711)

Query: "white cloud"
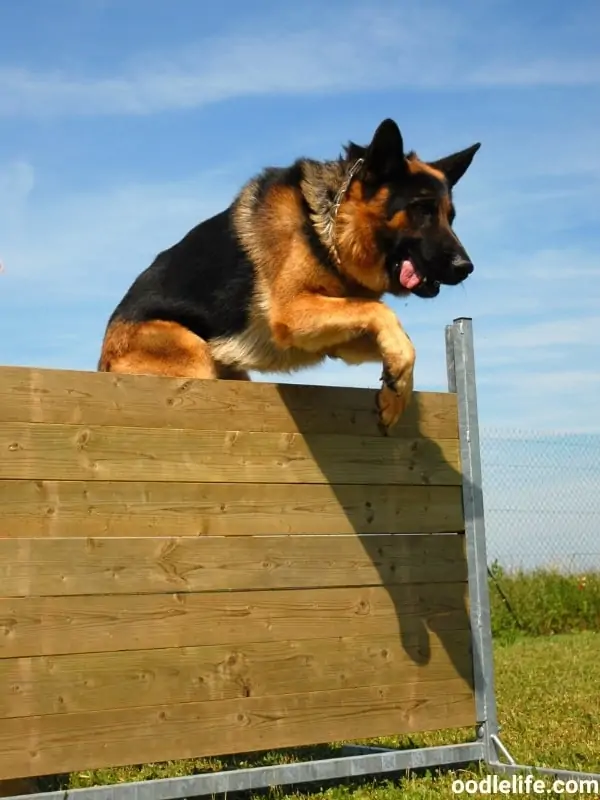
(480, 315, 600, 352)
(481, 368, 600, 398)
(1, 4, 599, 119)
(477, 365, 600, 434)
(0, 160, 35, 240)
(0, 159, 34, 201)
(478, 316, 600, 351)
(470, 58, 600, 88)
(0, 7, 456, 118)
(0, 163, 236, 291)
(476, 247, 600, 284)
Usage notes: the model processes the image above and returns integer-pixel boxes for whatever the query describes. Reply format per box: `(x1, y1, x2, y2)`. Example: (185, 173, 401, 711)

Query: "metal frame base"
(487, 734, 600, 786)
(6, 737, 599, 800)
(4, 744, 485, 800)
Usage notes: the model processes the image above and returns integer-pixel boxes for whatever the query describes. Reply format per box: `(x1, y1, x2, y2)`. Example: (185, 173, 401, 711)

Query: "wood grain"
(0, 423, 461, 485)
(0, 680, 476, 779)
(0, 630, 473, 718)
(0, 480, 465, 537)
(0, 534, 467, 597)
(0, 365, 471, 779)
(0, 365, 459, 440)
(0, 583, 470, 658)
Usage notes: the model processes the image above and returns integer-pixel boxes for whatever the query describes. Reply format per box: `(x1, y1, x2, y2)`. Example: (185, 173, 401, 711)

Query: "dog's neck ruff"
(327, 158, 364, 267)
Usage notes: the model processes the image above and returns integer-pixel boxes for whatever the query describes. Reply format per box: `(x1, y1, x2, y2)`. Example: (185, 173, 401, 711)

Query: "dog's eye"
(416, 199, 437, 213)
(409, 199, 437, 222)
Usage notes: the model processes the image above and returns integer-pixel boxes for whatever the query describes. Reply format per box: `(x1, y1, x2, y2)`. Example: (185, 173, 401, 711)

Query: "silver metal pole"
(446, 317, 499, 761)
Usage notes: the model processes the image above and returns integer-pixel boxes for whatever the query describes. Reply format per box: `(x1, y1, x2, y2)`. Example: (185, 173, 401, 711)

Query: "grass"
(43, 629, 600, 800)
(488, 564, 600, 640)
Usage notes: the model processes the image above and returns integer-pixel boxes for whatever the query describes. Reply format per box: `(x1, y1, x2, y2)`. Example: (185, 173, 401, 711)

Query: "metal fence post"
(446, 317, 499, 762)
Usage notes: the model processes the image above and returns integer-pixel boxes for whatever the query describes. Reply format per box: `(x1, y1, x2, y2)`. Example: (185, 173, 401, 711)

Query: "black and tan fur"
(98, 118, 480, 431)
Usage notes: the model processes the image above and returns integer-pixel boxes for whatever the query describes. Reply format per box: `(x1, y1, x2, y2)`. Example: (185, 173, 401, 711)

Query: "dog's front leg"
(271, 294, 415, 430)
(328, 334, 382, 364)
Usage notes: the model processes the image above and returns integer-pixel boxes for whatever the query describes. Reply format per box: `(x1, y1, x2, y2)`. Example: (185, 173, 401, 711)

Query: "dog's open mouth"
(397, 259, 440, 297)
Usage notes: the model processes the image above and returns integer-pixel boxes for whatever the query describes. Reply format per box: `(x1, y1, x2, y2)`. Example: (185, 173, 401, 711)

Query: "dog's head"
(337, 118, 480, 298)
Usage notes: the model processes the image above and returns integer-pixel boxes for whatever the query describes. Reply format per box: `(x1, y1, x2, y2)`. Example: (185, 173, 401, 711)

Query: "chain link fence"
(479, 428, 600, 574)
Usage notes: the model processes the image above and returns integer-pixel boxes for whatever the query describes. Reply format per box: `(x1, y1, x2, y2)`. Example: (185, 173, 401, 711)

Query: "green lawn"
(55, 631, 600, 799)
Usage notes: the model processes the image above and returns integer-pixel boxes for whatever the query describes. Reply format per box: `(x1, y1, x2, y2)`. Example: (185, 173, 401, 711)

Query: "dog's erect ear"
(344, 141, 367, 163)
(429, 143, 481, 187)
(363, 118, 406, 179)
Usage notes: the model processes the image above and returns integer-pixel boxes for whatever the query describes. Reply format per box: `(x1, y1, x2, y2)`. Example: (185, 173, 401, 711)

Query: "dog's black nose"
(451, 255, 474, 278)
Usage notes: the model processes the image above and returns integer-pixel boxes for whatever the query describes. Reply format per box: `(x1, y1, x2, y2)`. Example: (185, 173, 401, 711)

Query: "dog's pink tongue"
(399, 260, 421, 289)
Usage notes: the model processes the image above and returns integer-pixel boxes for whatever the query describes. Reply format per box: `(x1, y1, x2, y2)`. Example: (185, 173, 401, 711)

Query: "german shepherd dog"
(98, 118, 480, 432)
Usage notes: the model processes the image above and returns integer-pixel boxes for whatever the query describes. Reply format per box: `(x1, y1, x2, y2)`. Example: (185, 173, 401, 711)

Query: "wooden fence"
(0, 365, 474, 782)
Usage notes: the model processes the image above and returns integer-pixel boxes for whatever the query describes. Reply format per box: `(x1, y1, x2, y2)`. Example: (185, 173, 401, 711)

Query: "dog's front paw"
(376, 360, 414, 434)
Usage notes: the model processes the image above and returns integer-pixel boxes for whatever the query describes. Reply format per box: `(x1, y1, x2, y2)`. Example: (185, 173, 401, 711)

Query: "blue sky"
(1, 0, 600, 435)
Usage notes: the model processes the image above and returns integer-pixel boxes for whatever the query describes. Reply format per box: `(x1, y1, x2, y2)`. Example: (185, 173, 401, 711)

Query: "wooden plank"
(0, 630, 473, 718)
(0, 534, 467, 596)
(0, 583, 470, 657)
(0, 679, 476, 779)
(0, 365, 459, 440)
(0, 423, 461, 485)
(0, 481, 465, 537)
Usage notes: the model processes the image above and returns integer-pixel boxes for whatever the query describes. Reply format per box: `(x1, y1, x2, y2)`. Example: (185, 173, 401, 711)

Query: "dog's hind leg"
(98, 319, 219, 379)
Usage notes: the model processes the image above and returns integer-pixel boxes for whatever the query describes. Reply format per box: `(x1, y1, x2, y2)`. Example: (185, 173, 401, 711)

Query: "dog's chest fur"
(209, 291, 326, 373)
(206, 175, 346, 374)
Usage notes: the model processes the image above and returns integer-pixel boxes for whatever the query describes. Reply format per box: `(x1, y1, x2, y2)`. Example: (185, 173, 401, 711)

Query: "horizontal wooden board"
(0, 365, 459, 440)
(0, 423, 461, 485)
(0, 481, 465, 537)
(0, 534, 467, 597)
(0, 680, 476, 779)
(0, 583, 470, 658)
(0, 630, 473, 718)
